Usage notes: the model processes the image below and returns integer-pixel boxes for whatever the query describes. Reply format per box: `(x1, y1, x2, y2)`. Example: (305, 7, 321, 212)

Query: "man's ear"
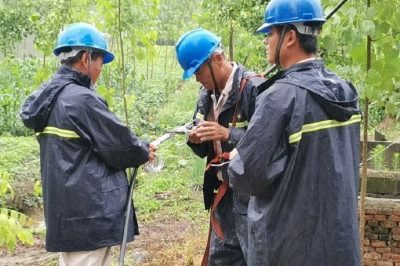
(213, 53, 225, 65)
(81, 52, 89, 68)
(286, 30, 297, 48)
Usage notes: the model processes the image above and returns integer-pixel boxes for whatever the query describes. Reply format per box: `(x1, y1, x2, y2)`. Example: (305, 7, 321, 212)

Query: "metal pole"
(119, 167, 138, 266)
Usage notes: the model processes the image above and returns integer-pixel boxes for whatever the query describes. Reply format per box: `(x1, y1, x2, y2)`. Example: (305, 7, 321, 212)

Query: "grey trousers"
(208, 189, 249, 266)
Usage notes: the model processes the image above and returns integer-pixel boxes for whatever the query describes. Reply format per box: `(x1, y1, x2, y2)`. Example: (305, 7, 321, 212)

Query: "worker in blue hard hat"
(227, 0, 361, 265)
(20, 22, 155, 265)
(176, 28, 265, 265)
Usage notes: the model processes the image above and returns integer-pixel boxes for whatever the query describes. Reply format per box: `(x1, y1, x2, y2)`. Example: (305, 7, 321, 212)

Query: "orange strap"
(201, 219, 212, 266)
(210, 180, 229, 239)
(205, 152, 230, 171)
(201, 180, 229, 266)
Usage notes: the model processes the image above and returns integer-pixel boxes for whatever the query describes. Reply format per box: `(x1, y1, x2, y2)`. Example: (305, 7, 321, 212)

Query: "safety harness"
(201, 74, 260, 266)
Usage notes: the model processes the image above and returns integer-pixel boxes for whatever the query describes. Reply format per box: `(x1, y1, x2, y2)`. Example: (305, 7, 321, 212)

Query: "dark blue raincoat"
(228, 60, 361, 266)
(20, 65, 149, 252)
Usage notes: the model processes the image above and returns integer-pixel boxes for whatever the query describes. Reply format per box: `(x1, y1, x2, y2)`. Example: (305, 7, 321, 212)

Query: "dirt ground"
(0, 214, 207, 266)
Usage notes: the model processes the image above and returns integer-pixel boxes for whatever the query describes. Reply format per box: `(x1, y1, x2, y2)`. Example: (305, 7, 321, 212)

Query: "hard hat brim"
(53, 45, 115, 64)
(103, 52, 114, 64)
(182, 66, 197, 80)
(256, 23, 271, 34)
(256, 19, 326, 34)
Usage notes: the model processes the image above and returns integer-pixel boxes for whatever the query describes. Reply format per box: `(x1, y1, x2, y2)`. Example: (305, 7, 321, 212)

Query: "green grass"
(0, 136, 39, 180)
(134, 77, 206, 223)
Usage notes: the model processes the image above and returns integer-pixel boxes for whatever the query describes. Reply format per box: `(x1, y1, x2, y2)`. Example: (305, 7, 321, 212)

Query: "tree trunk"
(229, 20, 234, 61)
(359, 0, 372, 255)
(151, 59, 154, 79)
(118, 0, 129, 127)
(164, 45, 168, 75)
(147, 60, 149, 81)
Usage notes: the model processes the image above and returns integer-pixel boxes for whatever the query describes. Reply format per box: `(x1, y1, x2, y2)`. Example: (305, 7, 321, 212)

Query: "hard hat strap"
(207, 58, 220, 96)
(275, 25, 288, 67)
(86, 49, 93, 86)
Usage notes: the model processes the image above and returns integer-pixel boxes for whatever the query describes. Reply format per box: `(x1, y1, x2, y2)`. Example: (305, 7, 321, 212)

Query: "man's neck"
(282, 54, 316, 69)
(216, 62, 234, 93)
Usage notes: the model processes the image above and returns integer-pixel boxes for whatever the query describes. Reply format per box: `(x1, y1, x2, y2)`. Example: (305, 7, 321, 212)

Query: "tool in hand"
(143, 122, 195, 172)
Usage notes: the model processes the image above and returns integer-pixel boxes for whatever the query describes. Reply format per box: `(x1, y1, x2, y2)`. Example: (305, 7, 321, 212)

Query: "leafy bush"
(0, 171, 34, 251)
(370, 144, 387, 170)
(0, 136, 41, 213)
(0, 58, 55, 136)
(393, 153, 400, 172)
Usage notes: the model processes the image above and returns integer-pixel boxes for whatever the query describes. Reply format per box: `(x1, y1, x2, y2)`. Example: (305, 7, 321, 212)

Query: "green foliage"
(370, 144, 386, 171)
(0, 136, 41, 213)
(0, 58, 56, 136)
(157, 0, 199, 45)
(0, 171, 34, 251)
(195, 0, 268, 72)
(321, 0, 400, 117)
(30, 0, 77, 56)
(0, 2, 35, 57)
(393, 153, 400, 172)
(0, 137, 39, 177)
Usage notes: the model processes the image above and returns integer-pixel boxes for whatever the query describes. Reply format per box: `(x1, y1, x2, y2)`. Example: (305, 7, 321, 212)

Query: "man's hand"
(148, 143, 157, 162)
(194, 121, 229, 142)
(188, 126, 202, 144)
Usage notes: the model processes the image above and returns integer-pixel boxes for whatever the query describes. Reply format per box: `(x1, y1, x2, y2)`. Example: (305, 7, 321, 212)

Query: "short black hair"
(276, 24, 318, 54)
(59, 47, 104, 66)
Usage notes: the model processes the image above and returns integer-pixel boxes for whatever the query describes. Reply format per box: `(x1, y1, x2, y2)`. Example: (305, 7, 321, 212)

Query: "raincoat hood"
(20, 65, 91, 131)
(278, 59, 359, 121)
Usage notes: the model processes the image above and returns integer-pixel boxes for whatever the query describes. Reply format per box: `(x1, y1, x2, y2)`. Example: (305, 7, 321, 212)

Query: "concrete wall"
(0, 35, 43, 60)
(366, 170, 400, 197)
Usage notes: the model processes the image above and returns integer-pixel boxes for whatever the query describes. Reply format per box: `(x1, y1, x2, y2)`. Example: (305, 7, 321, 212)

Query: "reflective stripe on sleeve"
(289, 114, 361, 144)
(229, 120, 248, 128)
(196, 113, 204, 121)
(36, 126, 80, 139)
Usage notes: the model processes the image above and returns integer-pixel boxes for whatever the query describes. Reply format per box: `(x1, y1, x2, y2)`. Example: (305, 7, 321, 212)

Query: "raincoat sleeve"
(67, 92, 149, 170)
(228, 85, 297, 196)
(187, 141, 209, 159)
(227, 127, 246, 146)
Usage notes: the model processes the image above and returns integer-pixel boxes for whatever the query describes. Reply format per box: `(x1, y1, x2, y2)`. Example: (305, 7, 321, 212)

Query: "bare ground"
(0, 213, 208, 266)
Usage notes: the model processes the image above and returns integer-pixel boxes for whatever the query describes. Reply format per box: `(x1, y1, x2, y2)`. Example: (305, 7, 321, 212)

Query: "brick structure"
(362, 197, 400, 265)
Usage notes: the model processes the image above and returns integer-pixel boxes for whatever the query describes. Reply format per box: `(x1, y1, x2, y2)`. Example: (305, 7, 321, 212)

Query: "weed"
(393, 153, 400, 172)
(370, 144, 387, 171)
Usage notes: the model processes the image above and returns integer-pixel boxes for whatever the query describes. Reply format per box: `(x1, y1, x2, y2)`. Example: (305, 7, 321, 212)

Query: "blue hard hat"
(176, 28, 221, 80)
(257, 0, 326, 34)
(54, 22, 114, 64)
